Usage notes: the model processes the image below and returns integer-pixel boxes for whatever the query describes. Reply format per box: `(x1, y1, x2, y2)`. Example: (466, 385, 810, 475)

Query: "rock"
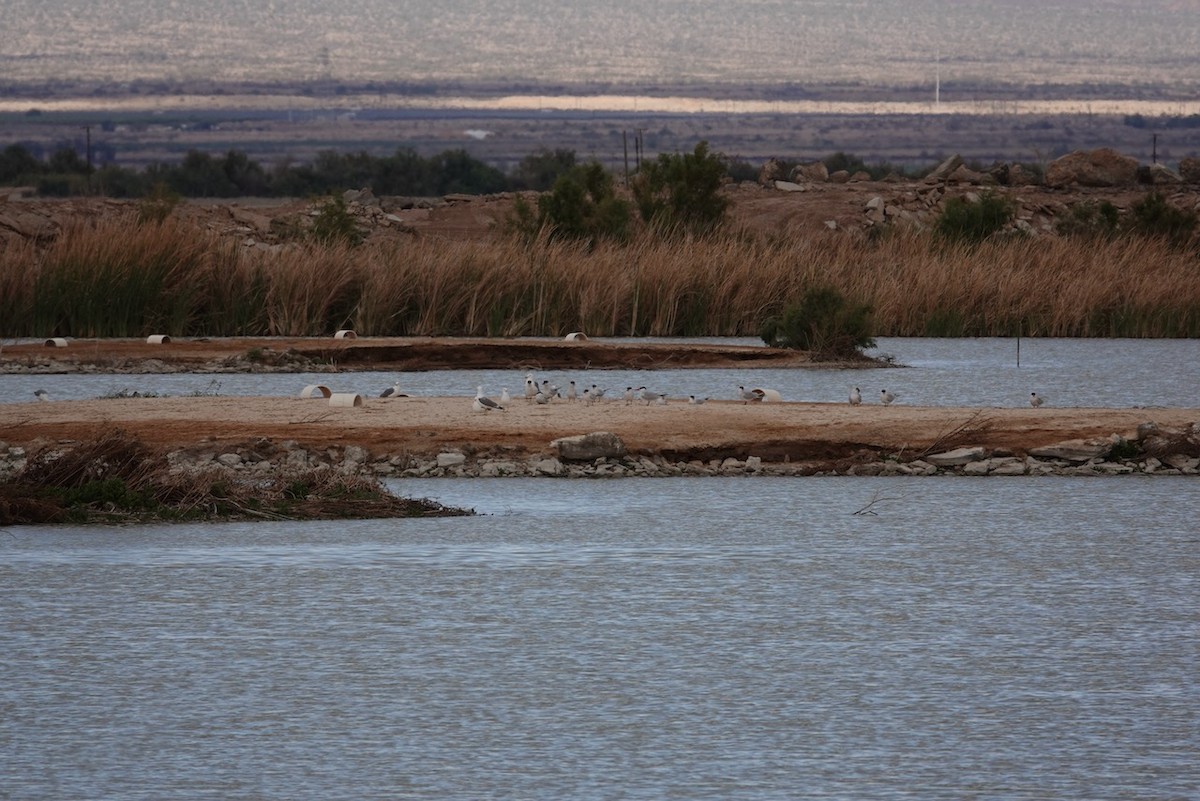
(791, 161, 829, 183)
(551, 431, 627, 461)
(1045, 148, 1139, 188)
(990, 459, 1029, 476)
(962, 459, 992, 475)
(436, 452, 466, 468)
(1146, 163, 1183, 185)
(1163, 454, 1200, 472)
(1136, 421, 1161, 441)
(758, 158, 784, 185)
(947, 164, 987, 185)
(849, 171, 871, 182)
(531, 457, 565, 476)
(343, 445, 370, 464)
(925, 154, 964, 183)
(773, 180, 806, 193)
(216, 452, 243, 467)
(0, 209, 57, 241)
(745, 456, 763, 471)
(925, 446, 987, 466)
(828, 170, 851, 184)
(479, 460, 519, 477)
(865, 196, 885, 211)
(1027, 439, 1112, 462)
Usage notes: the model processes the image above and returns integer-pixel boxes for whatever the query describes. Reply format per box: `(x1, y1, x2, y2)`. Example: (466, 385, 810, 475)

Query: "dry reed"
(1, 215, 1197, 339)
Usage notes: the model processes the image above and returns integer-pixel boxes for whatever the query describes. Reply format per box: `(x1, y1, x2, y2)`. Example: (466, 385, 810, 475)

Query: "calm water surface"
(2, 478, 1197, 800)
(5, 337, 1200, 408)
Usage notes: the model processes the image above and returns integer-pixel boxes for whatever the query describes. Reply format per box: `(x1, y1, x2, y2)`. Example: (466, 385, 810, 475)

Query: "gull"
(1030, 392, 1045, 408)
(34, 388, 50, 401)
(880, 389, 896, 405)
(737, 385, 765, 404)
(473, 385, 504, 412)
(849, 387, 862, 406)
(379, 380, 407, 398)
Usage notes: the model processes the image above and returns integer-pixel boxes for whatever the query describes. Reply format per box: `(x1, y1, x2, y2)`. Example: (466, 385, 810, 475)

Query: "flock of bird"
(370, 374, 1051, 412)
(27, 380, 1050, 408)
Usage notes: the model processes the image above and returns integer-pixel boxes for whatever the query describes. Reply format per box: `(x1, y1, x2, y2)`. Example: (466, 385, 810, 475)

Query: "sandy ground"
(3, 394, 1196, 464)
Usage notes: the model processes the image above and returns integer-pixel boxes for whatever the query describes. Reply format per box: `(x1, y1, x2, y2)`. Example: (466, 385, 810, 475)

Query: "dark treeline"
(0, 142, 587, 198)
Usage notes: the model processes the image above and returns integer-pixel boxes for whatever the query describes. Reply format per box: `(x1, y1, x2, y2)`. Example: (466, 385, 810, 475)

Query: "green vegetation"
(509, 161, 632, 243)
(759, 286, 876, 360)
(0, 431, 471, 525)
(632, 141, 730, 235)
(1126, 191, 1197, 247)
(1056, 199, 1120, 239)
(935, 190, 1017, 244)
(309, 194, 365, 247)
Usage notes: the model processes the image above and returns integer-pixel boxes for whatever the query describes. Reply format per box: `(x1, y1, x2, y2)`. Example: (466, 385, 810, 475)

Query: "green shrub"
(1056, 200, 1120, 239)
(310, 195, 364, 247)
(509, 162, 632, 244)
(760, 286, 876, 360)
(935, 190, 1016, 244)
(137, 182, 181, 225)
(632, 141, 729, 235)
(1126, 192, 1197, 247)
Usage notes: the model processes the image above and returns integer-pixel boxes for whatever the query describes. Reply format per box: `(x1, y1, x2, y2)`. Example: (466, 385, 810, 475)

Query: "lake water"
(5, 336, 1200, 409)
(2, 477, 1197, 800)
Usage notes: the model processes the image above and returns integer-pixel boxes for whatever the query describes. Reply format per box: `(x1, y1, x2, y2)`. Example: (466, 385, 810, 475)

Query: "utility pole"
(81, 125, 93, 194)
(1152, 132, 1158, 164)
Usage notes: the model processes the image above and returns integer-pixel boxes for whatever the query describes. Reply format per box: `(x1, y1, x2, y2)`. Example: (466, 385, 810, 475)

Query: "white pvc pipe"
(333, 329, 357, 340)
(300, 384, 333, 399)
(564, 332, 588, 341)
(328, 392, 364, 407)
(44, 337, 68, 347)
(146, 334, 172, 344)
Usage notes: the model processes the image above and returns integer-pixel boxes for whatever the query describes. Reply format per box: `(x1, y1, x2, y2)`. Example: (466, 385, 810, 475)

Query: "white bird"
(581, 388, 593, 405)
(1030, 391, 1045, 408)
(638, 387, 666, 405)
(34, 388, 50, 402)
(590, 385, 606, 402)
(688, 395, 708, 405)
(737, 385, 765, 404)
(500, 388, 512, 405)
(534, 390, 551, 404)
(380, 380, 407, 398)
(567, 381, 578, 402)
(473, 385, 504, 412)
(623, 387, 635, 406)
(524, 375, 537, 401)
(880, 389, 896, 405)
(849, 387, 862, 406)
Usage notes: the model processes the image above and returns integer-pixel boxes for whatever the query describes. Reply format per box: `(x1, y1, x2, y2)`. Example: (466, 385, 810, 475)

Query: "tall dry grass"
(1, 215, 1197, 339)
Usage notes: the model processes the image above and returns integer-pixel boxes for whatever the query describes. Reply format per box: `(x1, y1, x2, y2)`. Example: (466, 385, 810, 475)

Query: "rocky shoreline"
(5, 420, 1196, 480)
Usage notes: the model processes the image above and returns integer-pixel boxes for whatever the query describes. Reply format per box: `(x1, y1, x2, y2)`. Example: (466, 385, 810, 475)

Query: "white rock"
(436, 452, 466, 468)
(926, 447, 987, 466)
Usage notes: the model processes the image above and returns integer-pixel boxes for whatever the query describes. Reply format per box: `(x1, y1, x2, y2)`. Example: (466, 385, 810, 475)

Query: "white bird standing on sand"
(567, 381, 578, 402)
(880, 389, 896, 405)
(688, 395, 708, 405)
(380, 380, 407, 398)
(34, 389, 50, 402)
(738, 386, 765, 404)
(623, 387, 635, 406)
(473, 386, 505, 412)
(590, 385, 606, 402)
(849, 387, 862, 406)
(524, 375, 537, 402)
(500, 388, 512, 405)
(1030, 392, 1045, 408)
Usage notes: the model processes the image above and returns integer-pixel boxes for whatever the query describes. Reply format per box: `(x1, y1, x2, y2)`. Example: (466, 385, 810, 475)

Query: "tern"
(880, 389, 896, 405)
(1030, 392, 1045, 408)
(849, 387, 862, 406)
(737, 386, 765, 404)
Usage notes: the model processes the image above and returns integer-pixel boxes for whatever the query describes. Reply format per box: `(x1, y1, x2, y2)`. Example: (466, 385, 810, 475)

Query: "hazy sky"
(3, 0, 1199, 91)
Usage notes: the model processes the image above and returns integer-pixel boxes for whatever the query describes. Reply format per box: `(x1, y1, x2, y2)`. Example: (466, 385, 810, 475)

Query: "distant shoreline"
(5, 92, 1200, 118)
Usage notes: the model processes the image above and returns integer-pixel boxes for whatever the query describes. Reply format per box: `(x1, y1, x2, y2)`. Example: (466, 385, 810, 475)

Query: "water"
(2, 478, 1198, 800)
(4, 337, 1199, 408)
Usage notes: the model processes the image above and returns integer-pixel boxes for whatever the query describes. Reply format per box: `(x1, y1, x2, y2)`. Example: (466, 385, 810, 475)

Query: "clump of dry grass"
(2, 214, 1197, 339)
(1, 430, 470, 525)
